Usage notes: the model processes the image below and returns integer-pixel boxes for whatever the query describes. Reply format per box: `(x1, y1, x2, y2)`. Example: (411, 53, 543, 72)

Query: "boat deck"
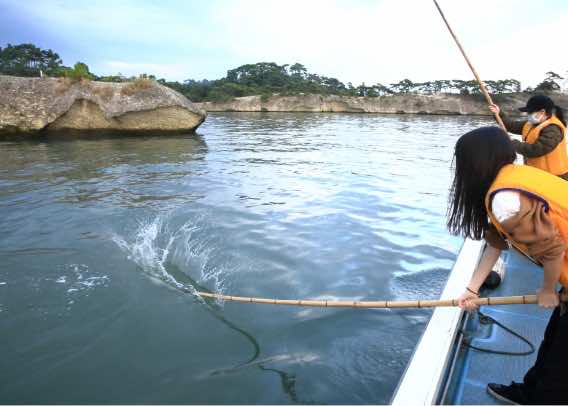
(441, 250, 552, 405)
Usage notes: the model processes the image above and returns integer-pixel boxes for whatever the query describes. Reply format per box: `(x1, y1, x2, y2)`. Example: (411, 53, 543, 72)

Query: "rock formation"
(0, 75, 207, 133)
(196, 93, 568, 116)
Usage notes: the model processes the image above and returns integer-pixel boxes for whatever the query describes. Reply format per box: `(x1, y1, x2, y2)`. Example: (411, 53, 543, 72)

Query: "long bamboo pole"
(197, 291, 568, 309)
(432, 0, 507, 132)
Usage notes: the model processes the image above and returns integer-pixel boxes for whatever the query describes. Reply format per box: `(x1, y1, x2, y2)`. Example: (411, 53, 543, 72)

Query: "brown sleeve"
(484, 223, 509, 250)
(499, 194, 567, 264)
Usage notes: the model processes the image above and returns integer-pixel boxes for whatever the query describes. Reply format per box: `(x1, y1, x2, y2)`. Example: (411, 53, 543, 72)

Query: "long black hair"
(551, 104, 566, 127)
(447, 126, 517, 239)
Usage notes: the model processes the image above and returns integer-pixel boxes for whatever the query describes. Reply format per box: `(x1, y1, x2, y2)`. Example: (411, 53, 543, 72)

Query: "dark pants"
(523, 304, 568, 404)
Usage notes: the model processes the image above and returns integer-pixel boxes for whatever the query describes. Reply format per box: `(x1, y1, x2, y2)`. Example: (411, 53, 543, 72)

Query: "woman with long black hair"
(448, 126, 568, 404)
(490, 94, 568, 180)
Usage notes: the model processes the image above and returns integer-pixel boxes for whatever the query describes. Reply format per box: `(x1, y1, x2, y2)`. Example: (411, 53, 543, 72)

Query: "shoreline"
(195, 92, 568, 116)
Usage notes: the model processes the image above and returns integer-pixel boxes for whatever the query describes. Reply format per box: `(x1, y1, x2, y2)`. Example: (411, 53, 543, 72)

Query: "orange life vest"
(485, 164, 568, 288)
(521, 115, 568, 176)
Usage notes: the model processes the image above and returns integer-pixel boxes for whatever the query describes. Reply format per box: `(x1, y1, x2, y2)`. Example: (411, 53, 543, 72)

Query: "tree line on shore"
(1, 43, 566, 102)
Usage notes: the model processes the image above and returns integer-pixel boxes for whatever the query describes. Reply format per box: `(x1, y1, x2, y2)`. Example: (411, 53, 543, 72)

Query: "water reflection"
(0, 113, 494, 404)
(158, 265, 308, 404)
(0, 133, 208, 208)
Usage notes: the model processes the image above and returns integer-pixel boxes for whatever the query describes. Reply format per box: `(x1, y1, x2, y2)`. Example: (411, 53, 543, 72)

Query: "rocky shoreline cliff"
(3, 74, 567, 135)
(0, 75, 207, 133)
(196, 93, 568, 116)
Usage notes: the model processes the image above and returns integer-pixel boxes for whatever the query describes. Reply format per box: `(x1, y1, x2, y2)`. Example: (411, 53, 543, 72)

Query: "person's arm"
(458, 245, 502, 311)
(539, 257, 563, 307)
(489, 104, 525, 135)
(511, 124, 564, 158)
(458, 216, 509, 311)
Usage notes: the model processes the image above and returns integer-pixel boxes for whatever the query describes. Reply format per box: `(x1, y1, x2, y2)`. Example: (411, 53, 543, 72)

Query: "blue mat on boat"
(443, 250, 552, 405)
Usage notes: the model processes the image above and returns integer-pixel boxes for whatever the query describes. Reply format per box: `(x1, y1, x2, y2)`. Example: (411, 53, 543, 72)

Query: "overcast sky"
(1, 0, 566, 88)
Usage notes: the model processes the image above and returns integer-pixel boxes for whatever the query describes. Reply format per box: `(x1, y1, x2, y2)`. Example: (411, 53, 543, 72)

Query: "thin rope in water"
(196, 291, 568, 309)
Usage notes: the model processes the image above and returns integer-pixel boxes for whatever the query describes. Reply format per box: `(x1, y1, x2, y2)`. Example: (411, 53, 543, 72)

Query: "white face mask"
(527, 112, 543, 125)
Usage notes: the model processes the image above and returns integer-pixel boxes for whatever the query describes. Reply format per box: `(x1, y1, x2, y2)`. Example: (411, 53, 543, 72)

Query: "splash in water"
(112, 212, 234, 297)
(112, 212, 271, 375)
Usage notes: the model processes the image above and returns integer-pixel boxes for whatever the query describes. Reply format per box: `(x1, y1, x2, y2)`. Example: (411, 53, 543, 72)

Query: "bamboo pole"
(432, 0, 507, 132)
(197, 291, 568, 309)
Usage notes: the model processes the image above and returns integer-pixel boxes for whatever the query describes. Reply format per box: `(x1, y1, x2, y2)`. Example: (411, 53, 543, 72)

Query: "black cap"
(519, 95, 555, 113)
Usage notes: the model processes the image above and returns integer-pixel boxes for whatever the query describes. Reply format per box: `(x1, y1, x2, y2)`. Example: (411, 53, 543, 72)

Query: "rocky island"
(2, 47, 567, 133)
(0, 75, 207, 133)
(195, 93, 568, 116)
(3, 74, 567, 136)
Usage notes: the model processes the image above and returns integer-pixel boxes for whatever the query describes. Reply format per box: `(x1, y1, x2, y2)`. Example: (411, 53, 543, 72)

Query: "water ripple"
(0, 113, 494, 404)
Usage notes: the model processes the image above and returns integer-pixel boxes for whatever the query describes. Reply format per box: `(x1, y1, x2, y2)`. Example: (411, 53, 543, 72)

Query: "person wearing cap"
(489, 95, 568, 180)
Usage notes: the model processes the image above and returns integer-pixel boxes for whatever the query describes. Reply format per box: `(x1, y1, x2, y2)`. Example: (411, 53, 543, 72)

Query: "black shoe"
(487, 382, 527, 405)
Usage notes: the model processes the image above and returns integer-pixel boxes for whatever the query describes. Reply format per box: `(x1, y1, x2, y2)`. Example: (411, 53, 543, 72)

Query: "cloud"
(1, 0, 566, 86)
(473, 14, 567, 88)
(214, 0, 567, 87)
